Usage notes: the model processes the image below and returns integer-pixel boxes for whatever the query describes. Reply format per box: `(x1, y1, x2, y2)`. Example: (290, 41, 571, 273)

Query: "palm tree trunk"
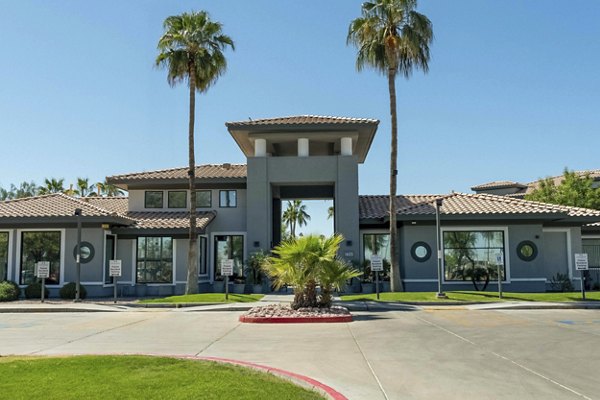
(388, 68, 403, 292)
(186, 61, 199, 295)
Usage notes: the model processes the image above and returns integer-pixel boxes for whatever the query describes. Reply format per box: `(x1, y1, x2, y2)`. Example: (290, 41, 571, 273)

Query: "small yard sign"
(109, 260, 122, 277)
(36, 261, 50, 278)
(575, 253, 589, 271)
(221, 259, 234, 276)
(370, 255, 384, 272)
(495, 252, 504, 265)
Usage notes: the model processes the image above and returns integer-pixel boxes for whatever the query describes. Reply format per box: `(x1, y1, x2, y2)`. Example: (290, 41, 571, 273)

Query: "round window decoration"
(411, 242, 432, 262)
(517, 241, 537, 262)
(73, 242, 95, 264)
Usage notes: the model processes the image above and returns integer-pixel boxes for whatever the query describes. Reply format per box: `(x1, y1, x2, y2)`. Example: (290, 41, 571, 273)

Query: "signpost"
(575, 253, 589, 300)
(109, 260, 122, 304)
(371, 255, 383, 300)
(36, 261, 50, 303)
(495, 252, 504, 299)
(221, 259, 234, 301)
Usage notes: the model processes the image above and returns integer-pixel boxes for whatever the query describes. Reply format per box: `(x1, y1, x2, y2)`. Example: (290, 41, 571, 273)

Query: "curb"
(0, 307, 120, 313)
(239, 315, 353, 324)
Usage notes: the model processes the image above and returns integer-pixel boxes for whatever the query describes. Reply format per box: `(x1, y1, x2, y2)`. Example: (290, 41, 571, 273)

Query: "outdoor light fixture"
(74, 208, 82, 303)
(434, 199, 447, 299)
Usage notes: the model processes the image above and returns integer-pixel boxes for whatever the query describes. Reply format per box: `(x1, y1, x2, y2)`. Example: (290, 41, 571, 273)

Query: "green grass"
(340, 291, 600, 303)
(139, 293, 264, 304)
(0, 356, 325, 400)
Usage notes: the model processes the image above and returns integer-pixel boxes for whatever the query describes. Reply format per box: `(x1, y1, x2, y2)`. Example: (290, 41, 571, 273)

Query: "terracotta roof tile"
(107, 164, 247, 183)
(225, 115, 379, 127)
(471, 181, 527, 191)
(0, 193, 123, 218)
(84, 197, 129, 215)
(124, 211, 216, 230)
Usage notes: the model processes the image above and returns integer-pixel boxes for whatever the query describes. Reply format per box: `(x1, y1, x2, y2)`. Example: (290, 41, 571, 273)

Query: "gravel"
(243, 304, 351, 318)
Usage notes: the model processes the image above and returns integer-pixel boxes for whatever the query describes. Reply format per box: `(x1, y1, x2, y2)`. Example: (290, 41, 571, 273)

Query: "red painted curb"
(239, 315, 353, 324)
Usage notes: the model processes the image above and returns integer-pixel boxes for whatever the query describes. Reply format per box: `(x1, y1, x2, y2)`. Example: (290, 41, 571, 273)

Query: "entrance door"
(104, 235, 116, 284)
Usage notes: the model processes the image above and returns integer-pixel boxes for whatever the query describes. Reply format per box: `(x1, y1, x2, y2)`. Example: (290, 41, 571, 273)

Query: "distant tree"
(282, 200, 311, 238)
(38, 178, 64, 195)
(74, 177, 96, 197)
(525, 169, 600, 209)
(327, 206, 334, 220)
(0, 181, 38, 200)
(96, 180, 125, 197)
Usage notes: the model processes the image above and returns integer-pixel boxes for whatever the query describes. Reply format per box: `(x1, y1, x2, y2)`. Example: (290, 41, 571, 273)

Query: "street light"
(434, 199, 447, 299)
(74, 208, 82, 303)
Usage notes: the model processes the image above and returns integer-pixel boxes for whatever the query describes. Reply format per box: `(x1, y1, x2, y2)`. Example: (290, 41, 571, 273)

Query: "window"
(196, 190, 212, 208)
(145, 191, 163, 208)
(20, 231, 61, 285)
(516, 241, 538, 262)
(136, 237, 173, 283)
(0, 232, 8, 281)
(411, 242, 432, 262)
(214, 235, 244, 278)
(168, 191, 187, 208)
(199, 237, 208, 275)
(104, 235, 116, 284)
(583, 239, 600, 268)
(219, 190, 237, 208)
(363, 234, 390, 263)
(443, 231, 505, 281)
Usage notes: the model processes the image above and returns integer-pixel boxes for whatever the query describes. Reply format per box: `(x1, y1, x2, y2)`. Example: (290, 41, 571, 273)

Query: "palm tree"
(156, 11, 234, 295)
(75, 177, 95, 197)
(318, 257, 362, 308)
(282, 200, 311, 238)
(38, 178, 65, 195)
(348, 0, 433, 292)
(327, 206, 334, 220)
(96, 180, 125, 197)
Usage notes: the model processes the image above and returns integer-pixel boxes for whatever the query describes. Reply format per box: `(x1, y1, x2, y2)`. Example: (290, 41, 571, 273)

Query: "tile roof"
(0, 193, 125, 219)
(225, 115, 379, 127)
(107, 164, 247, 183)
(471, 181, 527, 191)
(84, 196, 129, 215)
(123, 211, 216, 230)
(359, 193, 600, 220)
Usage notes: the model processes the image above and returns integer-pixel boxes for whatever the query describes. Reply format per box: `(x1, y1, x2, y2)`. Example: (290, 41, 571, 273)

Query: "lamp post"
(74, 208, 82, 302)
(434, 199, 447, 299)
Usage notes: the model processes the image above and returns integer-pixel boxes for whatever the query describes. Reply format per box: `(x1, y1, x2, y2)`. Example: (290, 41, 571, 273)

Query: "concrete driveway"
(1, 308, 599, 400)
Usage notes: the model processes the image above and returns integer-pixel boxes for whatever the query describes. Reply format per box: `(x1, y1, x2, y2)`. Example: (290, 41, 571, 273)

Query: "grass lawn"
(139, 293, 264, 304)
(0, 356, 324, 400)
(340, 291, 600, 303)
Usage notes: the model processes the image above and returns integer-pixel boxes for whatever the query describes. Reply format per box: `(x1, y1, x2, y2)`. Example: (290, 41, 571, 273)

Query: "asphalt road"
(1, 308, 599, 400)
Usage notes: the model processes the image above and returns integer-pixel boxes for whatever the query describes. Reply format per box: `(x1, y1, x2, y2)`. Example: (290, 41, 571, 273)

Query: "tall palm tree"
(282, 200, 311, 238)
(348, 0, 433, 292)
(96, 180, 125, 197)
(38, 178, 64, 195)
(75, 177, 95, 197)
(156, 11, 234, 294)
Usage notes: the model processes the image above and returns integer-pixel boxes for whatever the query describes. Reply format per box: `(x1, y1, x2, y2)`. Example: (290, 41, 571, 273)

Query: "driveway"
(1, 308, 599, 399)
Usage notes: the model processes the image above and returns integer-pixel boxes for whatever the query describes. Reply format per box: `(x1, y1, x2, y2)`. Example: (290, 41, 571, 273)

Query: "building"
(2, 116, 600, 297)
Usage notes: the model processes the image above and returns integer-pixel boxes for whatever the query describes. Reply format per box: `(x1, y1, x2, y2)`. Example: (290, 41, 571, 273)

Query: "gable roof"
(0, 193, 126, 219)
(470, 181, 527, 191)
(225, 115, 379, 127)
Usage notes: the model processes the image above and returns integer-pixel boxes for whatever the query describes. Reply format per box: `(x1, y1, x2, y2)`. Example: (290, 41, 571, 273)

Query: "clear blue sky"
(1, 1, 599, 209)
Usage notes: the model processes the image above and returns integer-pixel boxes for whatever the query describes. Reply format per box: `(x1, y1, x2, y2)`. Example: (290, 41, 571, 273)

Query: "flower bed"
(239, 304, 352, 324)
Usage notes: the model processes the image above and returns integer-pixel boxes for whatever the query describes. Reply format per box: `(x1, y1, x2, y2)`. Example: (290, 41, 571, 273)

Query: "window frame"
(441, 227, 510, 284)
(219, 190, 237, 208)
(17, 229, 65, 287)
(144, 191, 164, 209)
(0, 230, 12, 282)
(196, 190, 212, 208)
(212, 233, 245, 280)
(167, 191, 187, 209)
(136, 236, 174, 284)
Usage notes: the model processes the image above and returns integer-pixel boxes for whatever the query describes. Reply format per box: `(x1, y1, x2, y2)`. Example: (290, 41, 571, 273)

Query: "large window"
(219, 190, 237, 208)
(199, 237, 208, 276)
(168, 191, 187, 208)
(104, 235, 116, 284)
(145, 191, 163, 208)
(583, 239, 600, 268)
(0, 232, 8, 281)
(214, 235, 243, 278)
(443, 230, 505, 281)
(136, 237, 173, 284)
(20, 231, 61, 285)
(363, 234, 390, 263)
(196, 190, 212, 208)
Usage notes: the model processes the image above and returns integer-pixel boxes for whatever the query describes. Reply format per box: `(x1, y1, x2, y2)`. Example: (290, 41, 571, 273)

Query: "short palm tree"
(318, 258, 361, 308)
(96, 180, 124, 197)
(282, 200, 311, 238)
(38, 178, 64, 195)
(348, 0, 433, 292)
(156, 11, 234, 294)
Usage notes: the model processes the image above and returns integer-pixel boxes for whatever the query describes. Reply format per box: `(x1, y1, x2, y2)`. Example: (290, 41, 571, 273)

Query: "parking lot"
(1, 308, 599, 399)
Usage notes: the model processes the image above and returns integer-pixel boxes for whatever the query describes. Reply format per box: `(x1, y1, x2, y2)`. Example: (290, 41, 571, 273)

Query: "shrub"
(59, 282, 87, 300)
(25, 282, 50, 299)
(0, 281, 20, 302)
(549, 273, 574, 292)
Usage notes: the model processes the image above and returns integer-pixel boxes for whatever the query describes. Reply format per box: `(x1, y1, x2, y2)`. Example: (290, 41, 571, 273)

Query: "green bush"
(550, 272, 574, 292)
(0, 281, 20, 302)
(25, 282, 50, 299)
(59, 282, 87, 300)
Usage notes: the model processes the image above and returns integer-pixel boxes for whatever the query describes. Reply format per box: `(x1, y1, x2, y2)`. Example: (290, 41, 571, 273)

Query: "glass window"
(196, 190, 212, 208)
(145, 191, 163, 208)
(363, 234, 391, 263)
(219, 190, 237, 208)
(516, 241, 537, 262)
(443, 231, 505, 281)
(199, 237, 208, 275)
(136, 237, 173, 283)
(168, 191, 187, 208)
(214, 235, 244, 278)
(411, 241, 432, 262)
(0, 232, 8, 281)
(20, 231, 61, 285)
(583, 239, 600, 268)
(104, 235, 116, 284)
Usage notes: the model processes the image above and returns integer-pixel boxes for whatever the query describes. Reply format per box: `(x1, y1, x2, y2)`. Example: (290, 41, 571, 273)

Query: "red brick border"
(239, 315, 353, 323)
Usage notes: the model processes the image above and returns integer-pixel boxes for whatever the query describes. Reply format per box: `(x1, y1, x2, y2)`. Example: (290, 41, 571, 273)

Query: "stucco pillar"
(341, 137, 353, 156)
(298, 138, 309, 157)
(254, 138, 267, 157)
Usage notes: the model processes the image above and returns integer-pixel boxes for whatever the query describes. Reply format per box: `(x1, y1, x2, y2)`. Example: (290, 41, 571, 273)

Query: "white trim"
(582, 235, 600, 239)
(210, 232, 247, 283)
(543, 228, 573, 280)
(16, 228, 65, 287)
(511, 278, 547, 282)
(0, 230, 13, 282)
(80, 281, 106, 286)
(172, 239, 177, 285)
(198, 234, 209, 277)
(441, 226, 511, 284)
(132, 236, 177, 286)
(402, 279, 437, 283)
(359, 229, 389, 263)
(131, 240, 136, 286)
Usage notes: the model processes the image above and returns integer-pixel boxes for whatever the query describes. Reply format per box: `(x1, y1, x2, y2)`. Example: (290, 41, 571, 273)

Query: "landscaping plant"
(59, 282, 87, 300)
(24, 282, 49, 299)
(0, 280, 19, 302)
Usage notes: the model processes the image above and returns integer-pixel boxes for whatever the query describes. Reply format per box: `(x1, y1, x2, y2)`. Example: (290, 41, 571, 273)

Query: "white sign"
(221, 259, 234, 276)
(36, 261, 50, 278)
(495, 252, 504, 265)
(109, 260, 122, 277)
(370, 255, 384, 272)
(575, 253, 589, 271)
